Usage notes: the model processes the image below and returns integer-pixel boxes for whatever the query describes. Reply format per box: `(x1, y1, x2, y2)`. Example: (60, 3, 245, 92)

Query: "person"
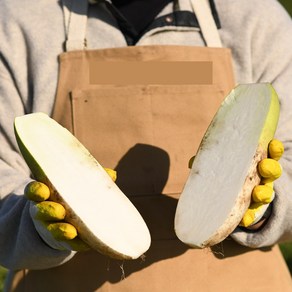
(0, 0, 292, 291)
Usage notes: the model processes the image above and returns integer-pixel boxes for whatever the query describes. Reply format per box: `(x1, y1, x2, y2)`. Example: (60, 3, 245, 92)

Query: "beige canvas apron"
(8, 0, 292, 291)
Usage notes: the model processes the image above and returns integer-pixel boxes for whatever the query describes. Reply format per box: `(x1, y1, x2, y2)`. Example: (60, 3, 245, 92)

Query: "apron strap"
(190, 0, 222, 47)
(62, 0, 89, 51)
(62, 0, 222, 50)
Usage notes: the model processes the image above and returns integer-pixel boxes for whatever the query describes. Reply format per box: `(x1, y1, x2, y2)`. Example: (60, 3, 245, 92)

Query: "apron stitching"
(149, 89, 157, 193)
(70, 91, 76, 135)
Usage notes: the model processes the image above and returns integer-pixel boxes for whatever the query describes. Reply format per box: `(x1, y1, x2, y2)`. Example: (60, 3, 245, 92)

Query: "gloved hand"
(240, 139, 284, 229)
(25, 168, 117, 251)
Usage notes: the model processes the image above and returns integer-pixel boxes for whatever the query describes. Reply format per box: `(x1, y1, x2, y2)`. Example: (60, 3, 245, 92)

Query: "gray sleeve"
(230, 0, 292, 247)
(0, 5, 75, 270)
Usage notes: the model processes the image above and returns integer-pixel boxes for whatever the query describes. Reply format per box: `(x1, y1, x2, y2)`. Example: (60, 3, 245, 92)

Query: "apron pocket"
(70, 84, 225, 196)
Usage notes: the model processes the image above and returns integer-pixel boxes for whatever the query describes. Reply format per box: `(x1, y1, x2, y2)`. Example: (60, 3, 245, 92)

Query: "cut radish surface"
(15, 113, 151, 259)
(175, 83, 280, 248)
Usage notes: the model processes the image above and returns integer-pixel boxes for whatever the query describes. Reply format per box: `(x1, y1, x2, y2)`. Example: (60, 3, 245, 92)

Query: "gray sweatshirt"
(0, 0, 292, 270)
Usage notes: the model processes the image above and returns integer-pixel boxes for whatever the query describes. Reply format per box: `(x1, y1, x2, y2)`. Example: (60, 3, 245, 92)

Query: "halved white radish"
(175, 83, 280, 248)
(14, 112, 151, 259)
